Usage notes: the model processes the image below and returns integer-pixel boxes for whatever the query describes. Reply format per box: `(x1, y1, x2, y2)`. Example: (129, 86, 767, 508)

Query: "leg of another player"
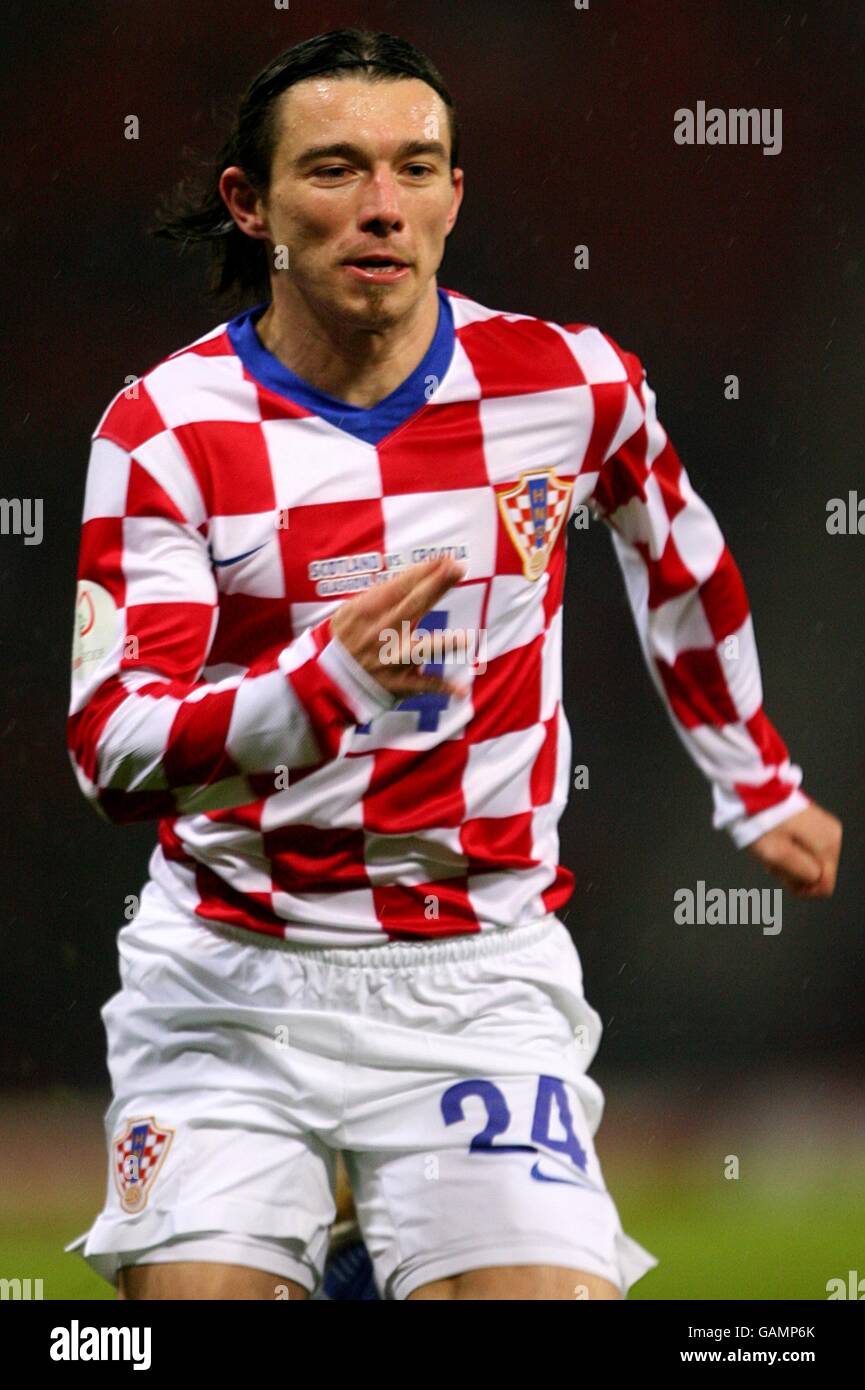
(407, 1265, 621, 1300)
(117, 1262, 309, 1300)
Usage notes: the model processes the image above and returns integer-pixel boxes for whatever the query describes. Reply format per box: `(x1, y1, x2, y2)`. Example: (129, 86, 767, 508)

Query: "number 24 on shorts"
(440, 1074, 592, 1184)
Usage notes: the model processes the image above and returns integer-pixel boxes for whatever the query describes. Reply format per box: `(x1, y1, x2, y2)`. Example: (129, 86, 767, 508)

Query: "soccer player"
(66, 28, 842, 1301)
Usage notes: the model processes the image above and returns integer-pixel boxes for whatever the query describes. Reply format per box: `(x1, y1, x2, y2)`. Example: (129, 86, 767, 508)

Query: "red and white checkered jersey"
(67, 286, 810, 944)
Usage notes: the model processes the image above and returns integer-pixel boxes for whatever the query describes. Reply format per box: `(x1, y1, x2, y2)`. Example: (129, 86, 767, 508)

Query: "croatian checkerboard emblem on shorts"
(497, 469, 575, 580)
(113, 1117, 174, 1211)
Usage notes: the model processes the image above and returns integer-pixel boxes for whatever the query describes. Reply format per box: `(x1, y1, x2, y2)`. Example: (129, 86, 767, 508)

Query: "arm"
(587, 340, 813, 852)
(67, 431, 395, 825)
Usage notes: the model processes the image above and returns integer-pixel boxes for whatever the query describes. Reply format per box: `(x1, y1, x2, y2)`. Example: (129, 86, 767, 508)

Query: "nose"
(357, 162, 405, 232)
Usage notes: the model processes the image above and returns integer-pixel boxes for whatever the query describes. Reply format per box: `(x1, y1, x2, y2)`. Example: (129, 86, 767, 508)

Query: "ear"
(219, 166, 270, 240)
(445, 168, 465, 234)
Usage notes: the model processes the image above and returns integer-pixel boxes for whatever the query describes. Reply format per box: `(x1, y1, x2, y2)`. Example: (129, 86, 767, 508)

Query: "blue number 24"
(440, 1075, 588, 1170)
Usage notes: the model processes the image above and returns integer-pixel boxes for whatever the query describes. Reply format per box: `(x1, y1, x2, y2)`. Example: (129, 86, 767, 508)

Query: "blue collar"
(226, 288, 455, 446)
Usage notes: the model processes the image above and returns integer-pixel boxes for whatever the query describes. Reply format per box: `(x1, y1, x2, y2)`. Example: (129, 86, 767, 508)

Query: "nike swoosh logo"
(210, 543, 267, 568)
(530, 1159, 599, 1190)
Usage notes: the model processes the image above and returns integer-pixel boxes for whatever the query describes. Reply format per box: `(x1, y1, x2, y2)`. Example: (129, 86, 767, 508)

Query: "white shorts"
(67, 879, 658, 1299)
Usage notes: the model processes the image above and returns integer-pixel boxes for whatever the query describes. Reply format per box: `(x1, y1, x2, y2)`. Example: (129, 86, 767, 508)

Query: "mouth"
(342, 255, 411, 284)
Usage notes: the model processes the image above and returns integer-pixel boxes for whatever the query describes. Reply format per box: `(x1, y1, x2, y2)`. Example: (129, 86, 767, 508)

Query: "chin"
(341, 288, 411, 325)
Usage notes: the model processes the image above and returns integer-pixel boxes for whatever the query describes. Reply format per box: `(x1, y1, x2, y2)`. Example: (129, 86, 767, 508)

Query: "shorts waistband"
(203, 914, 561, 970)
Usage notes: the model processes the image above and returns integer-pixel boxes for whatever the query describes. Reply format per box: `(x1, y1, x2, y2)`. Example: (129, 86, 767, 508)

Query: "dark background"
(2, 0, 862, 1089)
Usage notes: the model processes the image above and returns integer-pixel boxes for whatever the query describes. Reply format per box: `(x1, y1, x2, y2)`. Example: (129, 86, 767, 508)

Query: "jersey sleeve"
(67, 428, 395, 825)
(586, 340, 811, 849)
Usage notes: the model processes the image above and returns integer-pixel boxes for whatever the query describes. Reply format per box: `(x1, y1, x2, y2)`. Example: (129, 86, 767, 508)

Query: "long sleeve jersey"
(67, 285, 810, 945)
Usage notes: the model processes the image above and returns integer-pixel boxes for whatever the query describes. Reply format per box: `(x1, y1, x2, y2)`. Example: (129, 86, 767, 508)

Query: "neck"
(254, 278, 441, 409)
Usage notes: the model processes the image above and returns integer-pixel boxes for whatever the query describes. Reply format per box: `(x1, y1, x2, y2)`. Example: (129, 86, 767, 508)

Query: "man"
(66, 28, 842, 1301)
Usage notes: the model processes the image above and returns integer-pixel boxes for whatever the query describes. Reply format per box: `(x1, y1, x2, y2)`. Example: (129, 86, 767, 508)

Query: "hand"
(330, 556, 467, 700)
(744, 802, 843, 897)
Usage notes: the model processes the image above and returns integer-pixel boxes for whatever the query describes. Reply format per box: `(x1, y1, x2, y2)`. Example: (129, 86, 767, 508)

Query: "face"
(231, 75, 463, 328)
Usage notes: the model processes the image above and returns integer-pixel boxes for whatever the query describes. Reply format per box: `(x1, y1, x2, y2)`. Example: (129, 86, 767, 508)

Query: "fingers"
(792, 813, 842, 896)
(353, 557, 463, 624)
(383, 561, 470, 692)
(380, 669, 468, 699)
(747, 834, 819, 894)
(774, 841, 823, 891)
(787, 849, 836, 898)
(382, 556, 465, 628)
(375, 558, 468, 697)
(786, 810, 843, 896)
(330, 557, 458, 639)
(329, 557, 469, 698)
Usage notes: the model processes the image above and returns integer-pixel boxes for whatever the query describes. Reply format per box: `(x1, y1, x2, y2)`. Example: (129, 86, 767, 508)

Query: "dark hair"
(151, 28, 460, 311)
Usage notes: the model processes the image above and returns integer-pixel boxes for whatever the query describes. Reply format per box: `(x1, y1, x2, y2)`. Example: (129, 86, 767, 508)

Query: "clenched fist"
(745, 803, 843, 897)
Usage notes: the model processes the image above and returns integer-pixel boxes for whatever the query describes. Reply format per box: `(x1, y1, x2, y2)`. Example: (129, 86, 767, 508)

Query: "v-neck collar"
(226, 288, 455, 446)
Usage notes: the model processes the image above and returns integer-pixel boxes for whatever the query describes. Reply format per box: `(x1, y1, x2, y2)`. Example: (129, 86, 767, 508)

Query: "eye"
(404, 164, 433, 177)
(315, 166, 351, 180)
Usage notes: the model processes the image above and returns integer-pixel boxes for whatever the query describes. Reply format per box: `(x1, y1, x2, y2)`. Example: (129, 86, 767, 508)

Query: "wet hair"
(151, 28, 460, 309)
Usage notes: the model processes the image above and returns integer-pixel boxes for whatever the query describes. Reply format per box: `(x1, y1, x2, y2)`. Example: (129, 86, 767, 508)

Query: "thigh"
(408, 1265, 622, 1300)
(112, 1229, 323, 1300)
(117, 1260, 309, 1301)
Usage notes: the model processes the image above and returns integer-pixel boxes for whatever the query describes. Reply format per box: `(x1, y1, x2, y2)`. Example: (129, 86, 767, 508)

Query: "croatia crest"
(497, 469, 575, 580)
(113, 1117, 174, 1212)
